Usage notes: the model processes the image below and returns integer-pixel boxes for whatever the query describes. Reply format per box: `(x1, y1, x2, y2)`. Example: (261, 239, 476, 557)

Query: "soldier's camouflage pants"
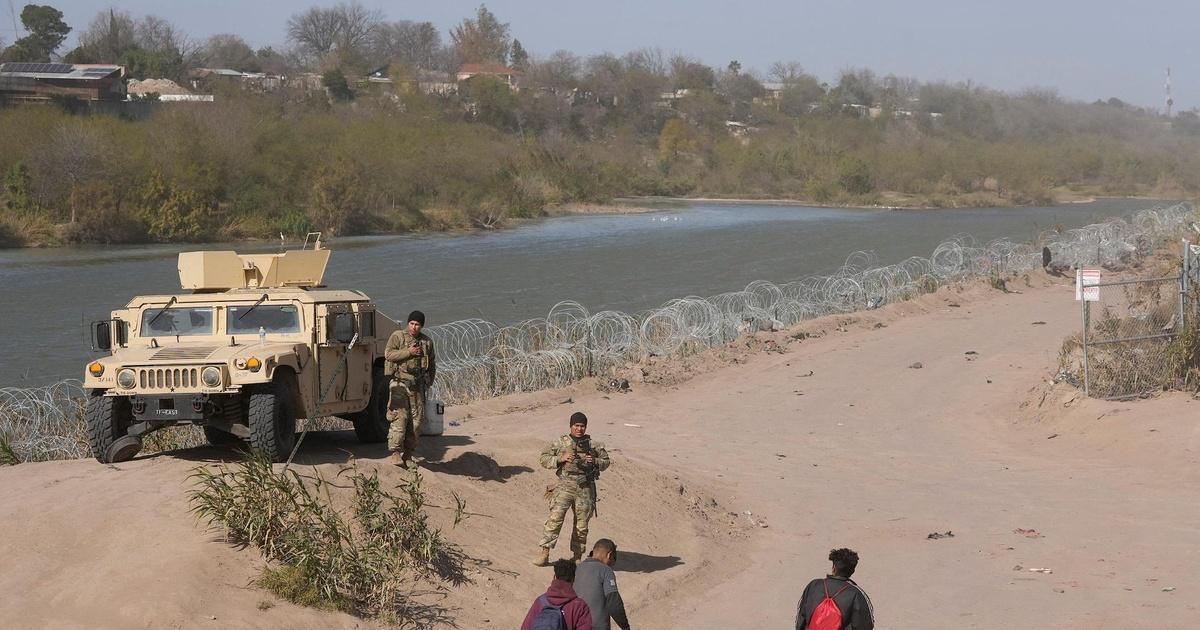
(386, 379, 423, 457)
(539, 479, 594, 555)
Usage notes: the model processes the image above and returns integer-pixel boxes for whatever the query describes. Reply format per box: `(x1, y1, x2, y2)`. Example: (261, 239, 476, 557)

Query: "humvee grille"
(151, 346, 219, 360)
(138, 367, 199, 390)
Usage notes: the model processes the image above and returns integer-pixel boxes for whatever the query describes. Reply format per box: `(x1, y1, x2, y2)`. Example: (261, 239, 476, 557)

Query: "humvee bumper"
(131, 393, 211, 422)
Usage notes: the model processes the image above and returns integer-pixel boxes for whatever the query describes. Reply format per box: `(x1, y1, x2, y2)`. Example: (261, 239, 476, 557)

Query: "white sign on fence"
(1076, 268, 1100, 301)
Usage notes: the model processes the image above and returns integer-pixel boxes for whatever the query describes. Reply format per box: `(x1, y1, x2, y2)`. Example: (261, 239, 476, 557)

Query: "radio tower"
(1165, 67, 1174, 117)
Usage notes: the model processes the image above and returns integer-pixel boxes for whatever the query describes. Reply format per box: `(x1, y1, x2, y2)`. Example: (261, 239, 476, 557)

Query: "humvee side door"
(315, 303, 374, 415)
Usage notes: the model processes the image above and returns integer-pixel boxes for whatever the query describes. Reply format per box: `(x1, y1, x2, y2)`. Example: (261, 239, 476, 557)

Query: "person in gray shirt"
(574, 538, 631, 630)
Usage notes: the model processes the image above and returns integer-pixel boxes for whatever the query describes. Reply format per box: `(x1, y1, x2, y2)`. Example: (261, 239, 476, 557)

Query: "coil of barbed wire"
(426, 202, 1194, 404)
(9, 204, 1194, 413)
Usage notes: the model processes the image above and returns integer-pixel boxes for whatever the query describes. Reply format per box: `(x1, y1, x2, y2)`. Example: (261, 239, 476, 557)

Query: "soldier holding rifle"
(535, 411, 611, 566)
(384, 310, 436, 468)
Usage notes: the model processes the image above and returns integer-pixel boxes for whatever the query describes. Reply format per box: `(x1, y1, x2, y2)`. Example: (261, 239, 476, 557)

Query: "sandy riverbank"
(1, 270, 1197, 628)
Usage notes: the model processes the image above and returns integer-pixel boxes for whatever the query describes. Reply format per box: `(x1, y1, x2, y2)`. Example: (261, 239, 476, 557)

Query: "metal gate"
(1080, 241, 1197, 399)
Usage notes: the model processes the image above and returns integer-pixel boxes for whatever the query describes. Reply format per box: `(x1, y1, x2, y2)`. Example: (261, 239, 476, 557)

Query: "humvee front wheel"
(353, 365, 390, 443)
(247, 376, 297, 462)
(85, 394, 137, 463)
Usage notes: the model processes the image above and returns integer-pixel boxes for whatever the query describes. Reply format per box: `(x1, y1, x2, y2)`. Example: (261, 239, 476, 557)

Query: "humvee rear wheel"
(86, 394, 137, 463)
(353, 365, 389, 443)
(203, 426, 242, 446)
(247, 376, 297, 462)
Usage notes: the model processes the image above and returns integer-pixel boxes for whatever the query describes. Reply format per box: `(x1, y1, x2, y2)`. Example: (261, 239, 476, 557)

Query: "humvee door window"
(141, 307, 214, 337)
(331, 312, 356, 343)
(228, 305, 302, 334)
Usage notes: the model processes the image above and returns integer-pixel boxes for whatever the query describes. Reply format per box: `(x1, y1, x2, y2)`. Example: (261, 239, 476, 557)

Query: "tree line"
(2, 3, 1199, 247)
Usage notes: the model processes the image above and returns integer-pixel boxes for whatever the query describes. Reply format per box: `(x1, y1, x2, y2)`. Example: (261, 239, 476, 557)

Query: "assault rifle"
(572, 435, 601, 517)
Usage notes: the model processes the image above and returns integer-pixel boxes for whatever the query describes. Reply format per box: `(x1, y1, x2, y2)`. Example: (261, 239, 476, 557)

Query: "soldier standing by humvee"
(384, 310, 436, 467)
(535, 411, 611, 566)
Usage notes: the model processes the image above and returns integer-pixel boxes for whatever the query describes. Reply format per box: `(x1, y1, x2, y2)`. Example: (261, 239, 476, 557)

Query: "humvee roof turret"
(83, 241, 400, 463)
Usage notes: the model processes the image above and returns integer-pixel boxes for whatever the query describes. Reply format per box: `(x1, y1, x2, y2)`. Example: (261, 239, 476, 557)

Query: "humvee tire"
(86, 394, 134, 463)
(353, 365, 390, 443)
(247, 376, 297, 462)
(203, 426, 242, 446)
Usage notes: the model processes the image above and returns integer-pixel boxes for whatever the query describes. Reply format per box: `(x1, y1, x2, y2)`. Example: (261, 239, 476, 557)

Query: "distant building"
(189, 68, 282, 93)
(456, 63, 521, 89)
(365, 65, 457, 96)
(0, 62, 125, 102)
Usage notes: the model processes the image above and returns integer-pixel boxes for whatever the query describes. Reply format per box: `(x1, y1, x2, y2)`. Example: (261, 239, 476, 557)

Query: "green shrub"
(189, 452, 465, 621)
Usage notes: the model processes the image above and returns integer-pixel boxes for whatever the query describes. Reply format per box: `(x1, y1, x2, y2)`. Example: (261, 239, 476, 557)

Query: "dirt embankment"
(3, 270, 1200, 628)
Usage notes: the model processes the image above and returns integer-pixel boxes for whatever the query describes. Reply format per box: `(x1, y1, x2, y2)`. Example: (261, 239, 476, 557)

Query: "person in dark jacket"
(795, 548, 875, 630)
(522, 559, 593, 630)
(574, 538, 630, 630)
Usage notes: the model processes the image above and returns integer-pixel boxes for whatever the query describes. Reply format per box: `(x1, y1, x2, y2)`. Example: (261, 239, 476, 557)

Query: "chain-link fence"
(1081, 272, 1190, 399)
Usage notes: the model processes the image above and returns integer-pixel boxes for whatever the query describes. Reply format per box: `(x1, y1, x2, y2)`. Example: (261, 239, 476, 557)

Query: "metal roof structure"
(0, 62, 122, 80)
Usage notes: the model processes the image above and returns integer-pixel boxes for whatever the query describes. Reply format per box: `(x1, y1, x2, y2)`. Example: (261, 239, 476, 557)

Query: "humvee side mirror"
(116, 320, 129, 346)
(93, 321, 112, 351)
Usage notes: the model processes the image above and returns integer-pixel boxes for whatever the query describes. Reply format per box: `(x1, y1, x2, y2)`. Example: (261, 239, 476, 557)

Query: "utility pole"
(1165, 67, 1174, 117)
(7, 0, 19, 43)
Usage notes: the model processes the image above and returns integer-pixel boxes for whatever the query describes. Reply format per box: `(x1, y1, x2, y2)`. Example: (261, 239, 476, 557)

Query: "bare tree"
(524, 50, 580, 91)
(201, 34, 258, 71)
(35, 123, 105, 224)
(370, 20, 440, 69)
(451, 4, 510, 65)
(287, 5, 343, 59)
(135, 15, 187, 55)
(286, 1, 381, 67)
(624, 47, 667, 76)
(670, 54, 714, 90)
(77, 9, 136, 62)
(769, 61, 808, 85)
(337, 1, 379, 57)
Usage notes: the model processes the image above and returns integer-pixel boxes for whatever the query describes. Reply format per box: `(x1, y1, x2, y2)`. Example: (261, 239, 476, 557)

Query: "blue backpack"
(531, 594, 568, 630)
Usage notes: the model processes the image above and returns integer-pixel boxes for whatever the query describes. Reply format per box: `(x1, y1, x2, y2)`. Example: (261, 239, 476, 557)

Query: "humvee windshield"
(227, 304, 302, 334)
(142, 307, 215, 337)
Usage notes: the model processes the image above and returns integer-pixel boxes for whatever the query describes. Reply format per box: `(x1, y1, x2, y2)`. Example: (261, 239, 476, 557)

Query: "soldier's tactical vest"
(387, 331, 432, 381)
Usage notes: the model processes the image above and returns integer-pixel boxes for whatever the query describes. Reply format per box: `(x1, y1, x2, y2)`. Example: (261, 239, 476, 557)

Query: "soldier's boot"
(533, 547, 550, 567)
(388, 452, 405, 467)
(571, 550, 584, 563)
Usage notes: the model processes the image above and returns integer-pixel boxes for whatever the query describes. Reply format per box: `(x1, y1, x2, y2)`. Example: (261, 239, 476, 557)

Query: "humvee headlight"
(116, 369, 136, 389)
(201, 366, 222, 387)
(88, 362, 104, 377)
(246, 357, 262, 372)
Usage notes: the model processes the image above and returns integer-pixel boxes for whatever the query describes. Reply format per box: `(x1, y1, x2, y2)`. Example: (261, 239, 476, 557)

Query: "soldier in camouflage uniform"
(383, 310, 436, 467)
(535, 411, 611, 566)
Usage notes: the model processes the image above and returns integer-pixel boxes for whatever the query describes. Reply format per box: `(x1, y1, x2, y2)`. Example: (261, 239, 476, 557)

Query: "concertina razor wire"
(2, 202, 1195, 458)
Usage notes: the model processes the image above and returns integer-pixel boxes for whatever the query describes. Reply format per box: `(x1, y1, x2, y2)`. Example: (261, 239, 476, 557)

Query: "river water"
(0, 198, 1159, 386)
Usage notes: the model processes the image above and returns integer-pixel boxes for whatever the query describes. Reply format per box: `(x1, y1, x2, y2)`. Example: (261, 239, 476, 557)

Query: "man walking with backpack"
(522, 558, 593, 630)
(795, 548, 875, 630)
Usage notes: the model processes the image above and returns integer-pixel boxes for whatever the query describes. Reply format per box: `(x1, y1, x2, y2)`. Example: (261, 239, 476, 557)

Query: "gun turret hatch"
(177, 248, 331, 291)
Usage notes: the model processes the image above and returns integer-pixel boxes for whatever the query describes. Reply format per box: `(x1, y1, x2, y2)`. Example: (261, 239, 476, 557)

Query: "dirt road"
(2, 272, 1198, 628)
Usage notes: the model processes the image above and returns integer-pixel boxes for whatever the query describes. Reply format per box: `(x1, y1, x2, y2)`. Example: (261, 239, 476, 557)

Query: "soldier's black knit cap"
(569, 412, 588, 426)
(407, 310, 426, 325)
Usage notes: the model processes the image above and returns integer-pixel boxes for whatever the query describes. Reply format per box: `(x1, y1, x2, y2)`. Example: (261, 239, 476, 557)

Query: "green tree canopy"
(509, 38, 528, 70)
(2, 4, 71, 62)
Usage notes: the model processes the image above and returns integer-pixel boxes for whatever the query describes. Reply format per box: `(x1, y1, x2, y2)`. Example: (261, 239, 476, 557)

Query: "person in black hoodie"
(795, 548, 875, 630)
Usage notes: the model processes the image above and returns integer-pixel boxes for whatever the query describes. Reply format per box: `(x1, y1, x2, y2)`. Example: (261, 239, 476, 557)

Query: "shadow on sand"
(145, 430, 481, 468)
(616, 550, 684, 574)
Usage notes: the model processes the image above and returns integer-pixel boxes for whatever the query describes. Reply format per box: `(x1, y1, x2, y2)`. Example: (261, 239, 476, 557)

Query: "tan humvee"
(82, 239, 400, 463)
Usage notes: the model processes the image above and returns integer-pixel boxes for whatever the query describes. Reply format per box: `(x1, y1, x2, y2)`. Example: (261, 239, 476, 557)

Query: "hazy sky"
(6, 0, 1197, 109)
